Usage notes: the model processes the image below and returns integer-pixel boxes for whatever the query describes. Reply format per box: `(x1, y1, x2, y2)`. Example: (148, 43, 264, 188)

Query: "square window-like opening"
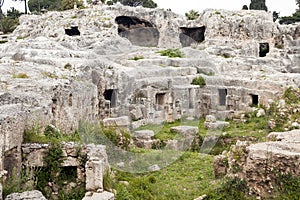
(218, 89, 227, 106)
(251, 94, 259, 106)
(60, 166, 77, 182)
(259, 43, 269, 57)
(156, 93, 166, 105)
(104, 89, 117, 107)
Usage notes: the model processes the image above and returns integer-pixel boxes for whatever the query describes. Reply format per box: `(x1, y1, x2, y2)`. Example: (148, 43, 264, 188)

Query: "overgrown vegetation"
(12, 72, 29, 78)
(191, 76, 206, 87)
(157, 48, 184, 58)
(185, 9, 200, 20)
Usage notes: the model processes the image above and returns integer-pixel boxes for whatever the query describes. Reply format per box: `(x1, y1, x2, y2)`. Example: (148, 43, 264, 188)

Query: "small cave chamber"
(179, 26, 206, 47)
(259, 43, 269, 57)
(115, 16, 160, 47)
(65, 26, 80, 36)
(104, 89, 117, 108)
(155, 93, 166, 111)
(250, 94, 259, 106)
(218, 89, 227, 106)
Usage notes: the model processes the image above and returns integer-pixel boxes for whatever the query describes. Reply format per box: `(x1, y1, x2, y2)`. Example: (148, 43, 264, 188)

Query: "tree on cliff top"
(249, 0, 268, 11)
(28, 0, 62, 13)
(279, 0, 300, 24)
(111, 0, 157, 8)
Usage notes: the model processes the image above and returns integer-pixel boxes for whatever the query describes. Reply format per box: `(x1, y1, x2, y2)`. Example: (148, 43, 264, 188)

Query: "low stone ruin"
(21, 142, 113, 199)
(214, 130, 300, 197)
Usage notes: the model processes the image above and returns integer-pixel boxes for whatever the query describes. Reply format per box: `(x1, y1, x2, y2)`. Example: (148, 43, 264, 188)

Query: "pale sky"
(2, 0, 298, 17)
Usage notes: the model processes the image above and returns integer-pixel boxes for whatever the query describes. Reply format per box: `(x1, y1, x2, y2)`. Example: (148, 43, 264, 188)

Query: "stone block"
(133, 130, 154, 140)
(82, 191, 114, 200)
(103, 116, 130, 128)
(5, 190, 47, 200)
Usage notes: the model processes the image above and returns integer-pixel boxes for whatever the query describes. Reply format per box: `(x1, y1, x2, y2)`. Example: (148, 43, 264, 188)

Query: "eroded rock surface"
(5, 190, 47, 200)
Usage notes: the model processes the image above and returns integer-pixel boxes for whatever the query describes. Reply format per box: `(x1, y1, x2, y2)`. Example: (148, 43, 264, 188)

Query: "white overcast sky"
(2, 0, 298, 16)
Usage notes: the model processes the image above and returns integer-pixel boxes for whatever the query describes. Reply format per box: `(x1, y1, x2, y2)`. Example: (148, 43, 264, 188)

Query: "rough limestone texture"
(82, 191, 114, 200)
(85, 144, 109, 193)
(218, 130, 300, 197)
(0, 3, 299, 188)
(5, 190, 47, 200)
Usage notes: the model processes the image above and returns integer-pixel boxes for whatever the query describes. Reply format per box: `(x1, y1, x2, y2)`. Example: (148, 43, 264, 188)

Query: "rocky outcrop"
(82, 191, 114, 200)
(5, 190, 47, 200)
(0, 3, 299, 195)
(215, 130, 300, 197)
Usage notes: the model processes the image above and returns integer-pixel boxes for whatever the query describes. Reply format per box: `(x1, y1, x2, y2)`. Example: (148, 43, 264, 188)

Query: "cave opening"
(104, 89, 117, 108)
(218, 89, 227, 106)
(179, 26, 206, 47)
(251, 94, 259, 106)
(60, 166, 78, 181)
(65, 26, 80, 36)
(155, 93, 166, 111)
(259, 43, 269, 57)
(115, 16, 160, 47)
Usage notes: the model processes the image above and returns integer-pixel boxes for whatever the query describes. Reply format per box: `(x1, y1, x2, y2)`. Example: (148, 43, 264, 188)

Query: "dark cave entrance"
(259, 43, 269, 57)
(104, 89, 117, 108)
(250, 94, 259, 106)
(218, 89, 227, 106)
(60, 166, 78, 181)
(155, 93, 166, 110)
(65, 26, 80, 36)
(179, 26, 206, 47)
(115, 16, 160, 47)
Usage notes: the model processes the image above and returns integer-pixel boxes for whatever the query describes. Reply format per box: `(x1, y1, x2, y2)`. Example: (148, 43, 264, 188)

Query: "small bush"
(0, 17, 19, 34)
(157, 49, 184, 58)
(191, 76, 206, 87)
(12, 73, 29, 78)
(185, 10, 200, 20)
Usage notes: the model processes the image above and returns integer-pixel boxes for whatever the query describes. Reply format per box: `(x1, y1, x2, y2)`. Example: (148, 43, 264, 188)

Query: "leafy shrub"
(12, 73, 29, 78)
(129, 56, 144, 61)
(157, 49, 184, 58)
(191, 76, 206, 87)
(185, 10, 200, 20)
(0, 17, 19, 34)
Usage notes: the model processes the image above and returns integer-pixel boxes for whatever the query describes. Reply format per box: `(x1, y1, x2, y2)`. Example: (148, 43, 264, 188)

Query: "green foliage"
(249, 0, 268, 11)
(41, 71, 59, 78)
(12, 72, 29, 78)
(0, 16, 19, 34)
(113, 152, 215, 200)
(185, 9, 200, 20)
(191, 76, 206, 87)
(111, 0, 157, 8)
(0, 40, 8, 44)
(242, 5, 248, 10)
(279, 7, 300, 24)
(274, 173, 300, 199)
(61, 0, 84, 10)
(6, 7, 22, 18)
(2, 170, 32, 198)
(157, 48, 184, 58)
(28, 0, 62, 12)
(206, 177, 249, 199)
(129, 56, 144, 61)
(23, 124, 81, 143)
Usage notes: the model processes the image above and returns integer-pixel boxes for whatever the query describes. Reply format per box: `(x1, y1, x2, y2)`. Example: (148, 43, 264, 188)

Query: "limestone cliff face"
(0, 3, 299, 181)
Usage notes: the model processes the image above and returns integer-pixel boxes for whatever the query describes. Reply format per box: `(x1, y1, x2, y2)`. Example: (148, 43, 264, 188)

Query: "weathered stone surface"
(218, 130, 300, 197)
(85, 144, 109, 193)
(204, 121, 230, 130)
(103, 116, 130, 128)
(0, 3, 299, 188)
(5, 190, 47, 200)
(133, 130, 154, 139)
(82, 191, 114, 200)
(170, 126, 198, 136)
(214, 155, 228, 178)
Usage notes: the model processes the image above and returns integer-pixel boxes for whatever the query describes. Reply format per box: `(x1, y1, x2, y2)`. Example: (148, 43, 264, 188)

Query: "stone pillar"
(85, 158, 104, 192)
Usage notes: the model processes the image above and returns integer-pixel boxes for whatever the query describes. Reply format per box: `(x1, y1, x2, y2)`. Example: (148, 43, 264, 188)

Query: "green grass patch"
(157, 49, 184, 58)
(191, 76, 206, 87)
(12, 73, 29, 78)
